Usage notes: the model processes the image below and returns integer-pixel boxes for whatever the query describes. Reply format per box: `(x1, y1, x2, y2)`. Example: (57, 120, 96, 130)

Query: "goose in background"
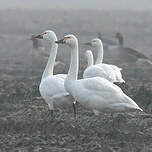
(98, 32, 118, 48)
(102, 32, 152, 66)
(34, 30, 76, 118)
(115, 32, 152, 65)
(56, 34, 142, 116)
(83, 38, 125, 83)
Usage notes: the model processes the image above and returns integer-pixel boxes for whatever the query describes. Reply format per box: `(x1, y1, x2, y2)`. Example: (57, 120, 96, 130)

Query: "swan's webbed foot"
(73, 101, 77, 120)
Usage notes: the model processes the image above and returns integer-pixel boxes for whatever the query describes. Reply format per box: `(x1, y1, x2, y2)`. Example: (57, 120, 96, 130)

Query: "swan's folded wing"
(81, 77, 139, 107)
(93, 65, 115, 81)
(82, 77, 123, 94)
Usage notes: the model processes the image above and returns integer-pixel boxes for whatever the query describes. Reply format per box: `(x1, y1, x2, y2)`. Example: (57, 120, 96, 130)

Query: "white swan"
(83, 38, 125, 83)
(56, 34, 143, 115)
(34, 31, 76, 117)
(85, 50, 94, 67)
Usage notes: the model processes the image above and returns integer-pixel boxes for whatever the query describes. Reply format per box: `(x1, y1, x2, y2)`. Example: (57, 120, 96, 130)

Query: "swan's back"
(83, 65, 116, 82)
(83, 63, 125, 83)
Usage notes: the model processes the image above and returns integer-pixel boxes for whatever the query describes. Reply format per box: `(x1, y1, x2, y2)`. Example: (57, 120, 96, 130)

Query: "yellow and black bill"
(34, 33, 45, 39)
(55, 37, 69, 44)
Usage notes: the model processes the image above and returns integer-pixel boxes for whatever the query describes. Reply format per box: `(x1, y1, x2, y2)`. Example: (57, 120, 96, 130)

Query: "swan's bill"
(34, 33, 45, 39)
(55, 37, 69, 44)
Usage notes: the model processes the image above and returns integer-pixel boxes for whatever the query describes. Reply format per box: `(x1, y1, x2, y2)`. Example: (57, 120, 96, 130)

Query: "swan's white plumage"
(84, 64, 117, 82)
(83, 38, 125, 83)
(58, 34, 142, 115)
(36, 30, 73, 111)
(71, 77, 142, 113)
(39, 76, 73, 109)
(85, 50, 94, 67)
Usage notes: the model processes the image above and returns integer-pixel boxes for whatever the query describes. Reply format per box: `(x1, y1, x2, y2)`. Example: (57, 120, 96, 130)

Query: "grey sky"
(0, 0, 152, 10)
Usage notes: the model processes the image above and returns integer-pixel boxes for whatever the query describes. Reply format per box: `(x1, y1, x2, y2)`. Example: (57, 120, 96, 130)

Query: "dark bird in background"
(115, 32, 152, 65)
(97, 32, 117, 47)
(98, 32, 152, 66)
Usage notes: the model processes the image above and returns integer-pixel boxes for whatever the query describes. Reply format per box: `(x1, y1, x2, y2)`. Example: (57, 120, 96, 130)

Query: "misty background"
(0, 0, 152, 10)
(0, 0, 152, 80)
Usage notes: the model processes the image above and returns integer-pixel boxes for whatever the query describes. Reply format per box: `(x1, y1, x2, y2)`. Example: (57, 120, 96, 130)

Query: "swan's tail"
(115, 77, 125, 83)
(137, 107, 143, 112)
(124, 94, 143, 112)
(119, 79, 125, 83)
(133, 106, 143, 112)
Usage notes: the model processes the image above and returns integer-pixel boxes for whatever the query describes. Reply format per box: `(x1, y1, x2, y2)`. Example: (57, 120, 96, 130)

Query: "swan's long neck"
(41, 42, 58, 81)
(67, 42, 79, 81)
(95, 42, 103, 64)
(87, 52, 94, 67)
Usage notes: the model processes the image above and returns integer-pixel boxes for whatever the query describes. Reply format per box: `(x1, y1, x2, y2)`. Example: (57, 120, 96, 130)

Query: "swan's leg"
(110, 113, 123, 129)
(73, 101, 77, 120)
(48, 103, 54, 118)
(50, 109, 54, 117)
(110, 113, 117, 129)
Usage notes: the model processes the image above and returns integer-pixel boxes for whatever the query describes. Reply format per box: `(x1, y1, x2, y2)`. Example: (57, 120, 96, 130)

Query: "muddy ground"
(0, 73, 152, 152)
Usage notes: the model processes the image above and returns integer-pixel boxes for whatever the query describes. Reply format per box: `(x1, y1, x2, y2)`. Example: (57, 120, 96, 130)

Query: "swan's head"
(84, 38, 102, 47)
(34, 30, 57, 42)
(55, 34, 78, 47)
